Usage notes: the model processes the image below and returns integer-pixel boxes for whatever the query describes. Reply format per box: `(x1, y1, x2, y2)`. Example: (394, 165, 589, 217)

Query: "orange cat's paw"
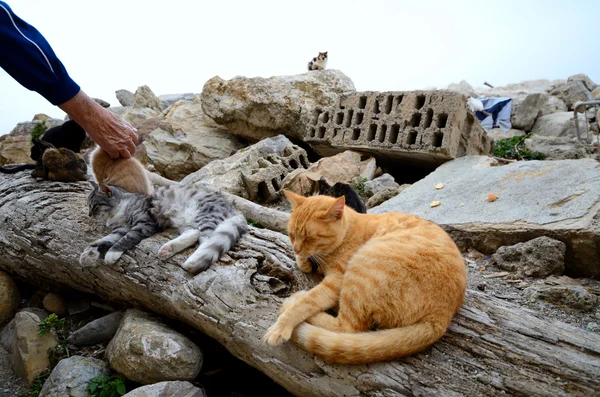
(280, 290, 308, 314)
(296, 256, 313, 273)
(263, 320, 293, 346)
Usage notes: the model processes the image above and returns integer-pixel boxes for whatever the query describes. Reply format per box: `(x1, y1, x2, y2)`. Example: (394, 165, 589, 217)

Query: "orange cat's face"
(284, 191, 346, 257)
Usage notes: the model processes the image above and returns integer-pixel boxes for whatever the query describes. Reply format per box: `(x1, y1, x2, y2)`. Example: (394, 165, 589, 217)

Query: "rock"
(531, 112, 588, 138)
(366, 185, 408, 209)
(93, 98, 111, 108)
(525, 285, 597, 312)
(370, 156, 600, 277)
(485, 128, 525, 142)
(116, 89, 135, 106)
(512, 93, 549, 131)
(364, 173, 399, 197)
(106, 309, 202, 384)
(592, 87, 600, 100)
(281, 150, 377, 196)
(133, 85, 164, 113)
(42, 293, 67, 316)
(32, 114, 51, 121)
(201, 70, 355, 141)
(550, 81, 593, 110)
(0, 119, 63, 166)
(525, 135, 591, 160)
(158, 93, 197, 108)
(140, 98, 245, 180)
(0, 271, 19, 326)
(123, 381, 205, 397)
(12, 311, 58, 384)
(120, 107, 160, 128)
(39, 356, 110, 397)
(181, 135, 308, 201)
(567, 73, 598, 92)
(446, 80, 477, 97)
(492, 237, 566, 277)
(68, 311, 122, 346)
(540, 96, 568, 116)
(587, 322, 600, 332)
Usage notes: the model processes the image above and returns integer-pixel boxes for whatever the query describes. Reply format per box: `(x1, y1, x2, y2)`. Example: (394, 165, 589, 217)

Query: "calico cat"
(81, 182, 248, 274)
(263, 191, 466, 364)
(0, 120, 88, 180)
(90, 146, 177, 195)
(313, 177, 366, 214)
(307, 51, 328, 71)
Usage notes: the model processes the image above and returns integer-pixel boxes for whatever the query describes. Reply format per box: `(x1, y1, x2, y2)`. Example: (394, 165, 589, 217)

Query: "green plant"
(37, 313, 64, 335)
(38, 314, 70, 366)
(86, 375, 127, 397)
(247, 219, 265, 228)
(19, 370, 50, 397)
(30, 121, 48, 144)
(350, 176, 371, 201)
(493, 134, 545, 160)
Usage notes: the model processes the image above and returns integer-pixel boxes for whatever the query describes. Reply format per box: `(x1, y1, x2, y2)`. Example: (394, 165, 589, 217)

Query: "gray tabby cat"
(80, 182, 248, 274)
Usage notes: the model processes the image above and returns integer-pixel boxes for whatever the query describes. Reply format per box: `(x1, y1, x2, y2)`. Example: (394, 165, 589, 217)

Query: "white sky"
(1, 0, 599, 136)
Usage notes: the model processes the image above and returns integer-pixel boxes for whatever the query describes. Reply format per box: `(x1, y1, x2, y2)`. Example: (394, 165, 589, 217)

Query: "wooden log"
(0, 173, 599, 397)
(222, 191, 289, 234)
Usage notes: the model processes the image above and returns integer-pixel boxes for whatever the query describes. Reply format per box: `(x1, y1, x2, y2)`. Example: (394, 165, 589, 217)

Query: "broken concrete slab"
(370, 156, 600, 277)
(305, 90, 492, 170)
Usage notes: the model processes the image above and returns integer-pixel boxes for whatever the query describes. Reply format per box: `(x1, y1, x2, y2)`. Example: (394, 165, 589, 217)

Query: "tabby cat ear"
(283, 190, 306, 208)
(324, 196, 345, 221)
(99, 184, 113, 197)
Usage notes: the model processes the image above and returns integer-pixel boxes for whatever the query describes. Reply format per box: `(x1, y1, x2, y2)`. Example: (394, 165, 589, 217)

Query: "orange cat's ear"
(283, 190, 306, 208)
(324, 196, 345, 221)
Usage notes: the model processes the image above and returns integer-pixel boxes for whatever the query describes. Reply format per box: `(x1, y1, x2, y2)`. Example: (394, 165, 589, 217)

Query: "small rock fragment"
(435, 183, 444, 190)
(487, 193, 499, 202)
(430, 200, 442, 208)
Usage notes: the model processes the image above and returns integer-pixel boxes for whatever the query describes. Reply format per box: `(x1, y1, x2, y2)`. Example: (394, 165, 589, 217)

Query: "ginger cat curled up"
(263, 191, 466, 364)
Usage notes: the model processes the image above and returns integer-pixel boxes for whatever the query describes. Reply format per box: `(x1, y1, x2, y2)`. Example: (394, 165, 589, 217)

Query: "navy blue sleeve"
(0, 1, 80, 105)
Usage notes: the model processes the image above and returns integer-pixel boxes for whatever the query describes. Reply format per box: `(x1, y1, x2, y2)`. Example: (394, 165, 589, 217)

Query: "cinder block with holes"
(305, 91, 492, 168)
(240, 145, 310, 203)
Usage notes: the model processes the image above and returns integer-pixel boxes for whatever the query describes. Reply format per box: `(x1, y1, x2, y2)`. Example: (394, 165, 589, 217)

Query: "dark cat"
(314, 177, 366, 213)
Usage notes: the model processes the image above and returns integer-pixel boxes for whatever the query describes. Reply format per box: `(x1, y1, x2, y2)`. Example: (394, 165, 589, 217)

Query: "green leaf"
(117, 383, 126, 395)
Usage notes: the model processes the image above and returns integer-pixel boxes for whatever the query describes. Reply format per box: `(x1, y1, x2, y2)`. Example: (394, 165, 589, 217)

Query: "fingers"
(119, 149, 132, 159)
(127, 125, 139, 145)
(125, 137, 136, 155)
(107, 149, 120, 159)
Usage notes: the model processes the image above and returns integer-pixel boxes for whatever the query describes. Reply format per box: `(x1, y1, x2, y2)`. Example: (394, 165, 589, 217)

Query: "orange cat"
(91, 146, 177, 195)
(263, 191, 466, 364)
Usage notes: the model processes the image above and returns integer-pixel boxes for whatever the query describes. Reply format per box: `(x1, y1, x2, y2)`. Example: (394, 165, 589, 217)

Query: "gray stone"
(366, 185, 408, 209)
(120, 107, 160, 128)
(68, 311, 122, 346)
(512, 93, 549, 131)
(567, 73, 598, 92)
(525, 285, 597, 312)
(181, 135, 308, 200)
(592, 87, 600, 100)
(123, 381, 205, 397)
(492, 237, 566, 277)
(116, 89, 135, 106)
(446, 80, 477, 98)
(13, 311, 58, 384)
(485, 128, 525, 142)
(587, 322, 600, 332)
(531, 112, 588, 138)
(93, 98, 111, 108)
(364, 173, 399, 197)
(0, 271, 19, 326)
(141, 98, 245, 180)
(39, 356, 110, 397)
(370, 156, 600, 277)
(540, 96, 568, 116)
(525, 135, 591, 160)
(106, 309, 202, 384)
(550, 81, 593, 110)
(158, 93, 198, 108)
(133, 85, 164, 113)
(201, 69, 355, 141)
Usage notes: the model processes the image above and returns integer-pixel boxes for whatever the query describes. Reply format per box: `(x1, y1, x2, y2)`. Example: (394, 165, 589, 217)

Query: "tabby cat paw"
(296, 256, 313, 273)
(79, 246, 100, 267)
(104, 250, 123, 265)
(157, 244, 174, 260)
(263, 320, 294, 346)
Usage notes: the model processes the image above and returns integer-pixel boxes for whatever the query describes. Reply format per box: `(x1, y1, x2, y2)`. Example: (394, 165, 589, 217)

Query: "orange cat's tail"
(292, 320, 445, 364)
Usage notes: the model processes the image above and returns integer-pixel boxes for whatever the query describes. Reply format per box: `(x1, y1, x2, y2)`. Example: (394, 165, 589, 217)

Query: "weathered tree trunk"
(0, 173, 599, 397)
(222, 191, 289, 234)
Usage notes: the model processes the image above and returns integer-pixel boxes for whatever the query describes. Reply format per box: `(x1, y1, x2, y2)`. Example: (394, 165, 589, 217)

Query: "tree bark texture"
(0, 174, 599, 397)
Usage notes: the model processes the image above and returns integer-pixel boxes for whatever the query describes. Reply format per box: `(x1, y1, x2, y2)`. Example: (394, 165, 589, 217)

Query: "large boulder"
(12, 311, 58, 384)
(181, 135, 309, 201)
(123, 381, 205, 397)
(116, 89, 135, 106)
(106, 309, 202, 385)
(525, 285, 598, 312)
(0, 271, 19, 326)
(550, 80, 593, 110)
(512, 93, 549, 131)
(567, 73, 598, 92)
(39, 356, 111, 397)
(528, 112, 591, 159)
(370, 156, 600, 277)
(525, 135, 590, 160)
(201, 70, 355, 141)
(120, 107, 160, 128)
(530, 112, 588, 138)
(158, 93, 197, 108)
(133, 85, 164, 113)
(492, 237, 566, 278)
(364, 173, 400, 197)
(281, 150, 377, 196)
(141, 97, 245, 180)
(593, 87, 600, 100)
(0, 119, 63, 166)
(68, 311, 122, 346)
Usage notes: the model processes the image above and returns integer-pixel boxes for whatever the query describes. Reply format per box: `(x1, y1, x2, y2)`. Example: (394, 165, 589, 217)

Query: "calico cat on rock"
(263, 191, 466, 364)
(81, 182, 248, 274)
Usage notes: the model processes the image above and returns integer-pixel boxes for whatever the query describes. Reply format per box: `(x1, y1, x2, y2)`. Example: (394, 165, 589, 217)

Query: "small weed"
(19, 370, 50, 397)
(37, 314, 64, 335)
(350, 176, 371, 201)
(38, 314, 70, 366)
(86, 375, 127, 397)
(248, 219, 265, 228)
(30, 121, 48, 144)
(493, 134, 545, 160)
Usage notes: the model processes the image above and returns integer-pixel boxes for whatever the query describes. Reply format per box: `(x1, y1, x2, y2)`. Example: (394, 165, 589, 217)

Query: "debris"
(483, 271, 510, 279)
(477, 283, 486, 292)
(487, 193, 499, 202)
(435, 183, 444, 190)
(544, 276, 582, 286)
(460, 203, 464, 207)
(506, 279, 522, 283)
(467, 248, 485, 260)
(430, 200, 442, 208)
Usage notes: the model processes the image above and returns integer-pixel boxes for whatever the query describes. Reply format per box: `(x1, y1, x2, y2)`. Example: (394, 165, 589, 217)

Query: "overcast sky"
(1, 0, 598, 136)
